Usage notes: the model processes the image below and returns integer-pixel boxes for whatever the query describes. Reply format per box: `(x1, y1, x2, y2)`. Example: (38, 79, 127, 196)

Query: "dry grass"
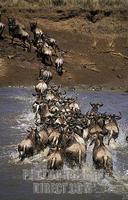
(0, 0, 128, 10)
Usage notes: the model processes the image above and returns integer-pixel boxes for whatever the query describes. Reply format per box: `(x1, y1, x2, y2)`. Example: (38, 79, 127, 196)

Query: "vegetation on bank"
(0, 0, 128, 10)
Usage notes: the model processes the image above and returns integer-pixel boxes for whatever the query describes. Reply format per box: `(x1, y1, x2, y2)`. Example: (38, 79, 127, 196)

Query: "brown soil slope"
(0, 7, 128, 90)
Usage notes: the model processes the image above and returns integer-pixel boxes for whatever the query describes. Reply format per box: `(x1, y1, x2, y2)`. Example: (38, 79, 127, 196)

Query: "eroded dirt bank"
(0, 7, 128, 90)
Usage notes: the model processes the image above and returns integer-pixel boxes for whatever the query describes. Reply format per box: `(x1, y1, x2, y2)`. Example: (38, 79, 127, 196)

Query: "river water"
(0, 87, 128, 200)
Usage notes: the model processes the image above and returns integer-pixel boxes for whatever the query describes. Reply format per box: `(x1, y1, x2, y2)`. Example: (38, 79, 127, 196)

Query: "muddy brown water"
(0, 87, 128, 200)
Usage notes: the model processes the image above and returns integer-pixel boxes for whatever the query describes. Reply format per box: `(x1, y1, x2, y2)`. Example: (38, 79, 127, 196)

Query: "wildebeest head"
(90, 103, 103, 108)
(8, 17, 16, 28)
(89, 133, 104, 146)
(105, 112, 122, 124)
(26, 126, 40, 144)
(89, 102, 103, 115)
(112, 112, 122, 120)
(8, 17, 16, 26)
(30, 22, 37, 32)
(8, 17, 16, 33)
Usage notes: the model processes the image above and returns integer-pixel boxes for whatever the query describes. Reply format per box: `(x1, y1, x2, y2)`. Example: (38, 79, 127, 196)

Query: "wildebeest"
(39, 69, 53, 83)
(83, 115, 103, 142)
(35, 80, 48, 95)
(55, 56, 64, 76)
(89, 103, 103, 115)
(18, 127, 40, 160)
(45, 91, 59, 101)
(0, 12, 5, 38)
(35, 102, 53, 125)
(46, 146, 63, 177)
(37, 128, 48, 149)
(8, 18, 31, 51)
(104, 113, 121, 145)
(90, 134, 113, 177)
(44, 36, 59, 54)
(64, 132, 87, 168)
(30, 22, 43, 44)
(48, 127, 62, 146)
(37, 42, 53, 65)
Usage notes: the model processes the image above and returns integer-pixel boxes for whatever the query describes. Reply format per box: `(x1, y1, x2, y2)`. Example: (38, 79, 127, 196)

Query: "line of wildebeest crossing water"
(0, 13, 125, 179)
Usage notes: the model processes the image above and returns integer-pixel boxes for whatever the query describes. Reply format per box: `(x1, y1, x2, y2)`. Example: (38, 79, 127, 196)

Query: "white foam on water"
(2, 88, 127, 195)
(11, 111, 35, 132)
(12, 96, 34, 102)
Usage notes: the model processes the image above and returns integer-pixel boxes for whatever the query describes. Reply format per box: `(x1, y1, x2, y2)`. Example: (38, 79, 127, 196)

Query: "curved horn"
(114, 112, 122, 119)
(90, 102, 93, 106)
(115, 115, 122, 120)
(119, 112, 122, 117)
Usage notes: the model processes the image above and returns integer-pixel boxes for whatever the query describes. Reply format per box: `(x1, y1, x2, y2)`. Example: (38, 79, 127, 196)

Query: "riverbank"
(0, 7, 128, 91)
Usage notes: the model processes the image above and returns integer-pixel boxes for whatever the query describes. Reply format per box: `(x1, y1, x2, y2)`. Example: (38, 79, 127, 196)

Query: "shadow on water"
(0, 87, 128, 200)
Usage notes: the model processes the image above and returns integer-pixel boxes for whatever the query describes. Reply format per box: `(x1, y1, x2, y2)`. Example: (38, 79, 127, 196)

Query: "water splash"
(0, 88, 128, 195)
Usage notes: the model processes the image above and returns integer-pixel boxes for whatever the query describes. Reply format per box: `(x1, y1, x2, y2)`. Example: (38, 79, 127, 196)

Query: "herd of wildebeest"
(0, 12, 124, 178)
(0, 12, 64, 75)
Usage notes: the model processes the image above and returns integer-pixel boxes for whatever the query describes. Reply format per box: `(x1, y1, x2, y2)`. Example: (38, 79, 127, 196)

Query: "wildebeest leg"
(103, 156, 113, 178)
(25, 147, 33, 158)
(46, 55, 52, 66)
(29, 40, 31, 52)
(78, 150, 82, 169)
(18, 146, 25, 160)
(53, 44, 59, 55)
(84, 154, 86, 163)
(29, 147, 34, 157)
(45, 55, 53, 66)
(18, 149, 22, 159)
(50, 57, 53, 66)
(46, 160, 51, 178)
(20, 153, 26, 161)
(11, 36, 14, 44)
(57, 65, 63, 76)
(79, 163, 82, 169)
(36, 49, 40, 58)
(44, 56, 47, 65)
(27, 38, 31, 52)
(46, 171, 49, 177)
(103, 170, 106, 179)
(42, 54, 45, 64)
(52, 45, 57, 55)
(22, 38, 26, 51)
(107, 158, 113, 177)
(0, 27, 5, 39)
(19, 149, 26, 161)
(108, 130, 113, 145)
(108, 136, 112, 145)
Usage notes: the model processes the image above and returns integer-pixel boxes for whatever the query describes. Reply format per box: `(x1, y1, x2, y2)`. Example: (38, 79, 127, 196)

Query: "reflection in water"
(0, 87, 128, 200)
